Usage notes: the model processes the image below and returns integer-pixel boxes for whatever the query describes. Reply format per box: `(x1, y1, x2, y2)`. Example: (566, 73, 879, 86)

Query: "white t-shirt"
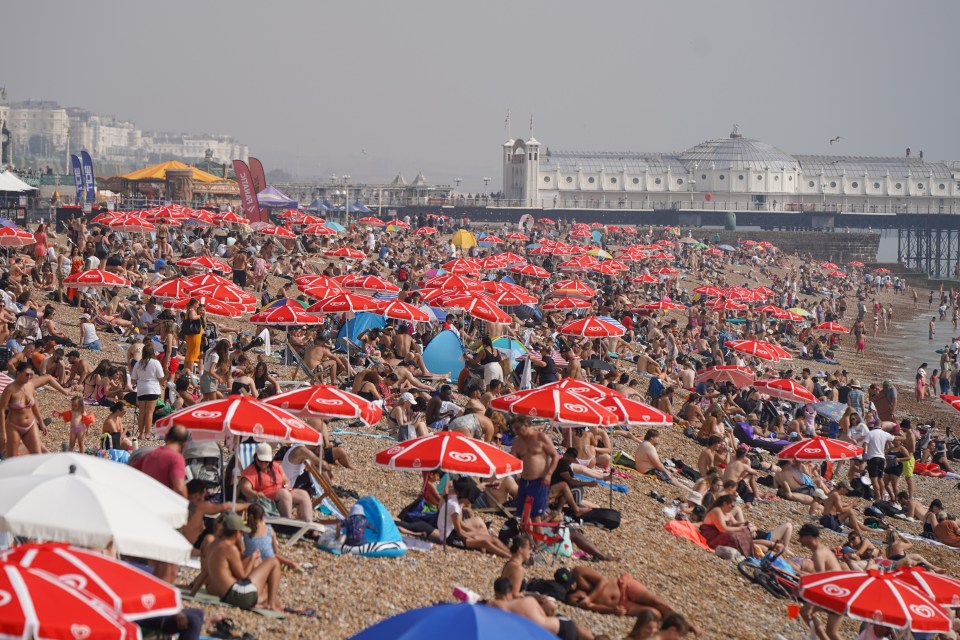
(203, 350, 220, 374)
(131, 358, 165, 396)
(437, 496, 462, 541)
(864, 429, 894, 460)
(847, 422, 869, 447)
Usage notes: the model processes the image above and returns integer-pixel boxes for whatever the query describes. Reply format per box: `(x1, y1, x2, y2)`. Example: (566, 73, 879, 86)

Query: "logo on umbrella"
(59, 574, 88, 591)
(71, 625, 93, 640)
(412, 458, 422, 468)
(317, 399, 344, 406)
(802, 447, 820, 454)
(191, 410, 223, 419)
(822, 584, 850, 597)
(141, 593, 157, 609)
(386, 446, 402, 455)
(909, 604, 938, 618)
(563, 403, 588, 413)
(0, 589, 11, 607)
(252, 424, 265, 436)
(449, 452, 478, 463)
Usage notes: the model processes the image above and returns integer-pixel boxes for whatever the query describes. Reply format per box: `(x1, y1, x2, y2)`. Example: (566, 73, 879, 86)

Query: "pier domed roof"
(679, 127, 798, 171)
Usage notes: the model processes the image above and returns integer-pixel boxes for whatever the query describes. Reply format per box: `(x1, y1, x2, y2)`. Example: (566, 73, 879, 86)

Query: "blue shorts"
(516, 477, 549, 518)
(84, 340, 102, 351)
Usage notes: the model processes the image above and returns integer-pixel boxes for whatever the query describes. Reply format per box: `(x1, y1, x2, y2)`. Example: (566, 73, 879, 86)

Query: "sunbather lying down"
(557, 566, 697, 633)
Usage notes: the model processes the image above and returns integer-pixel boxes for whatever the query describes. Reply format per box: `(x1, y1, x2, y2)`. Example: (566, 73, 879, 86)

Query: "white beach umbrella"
(0, 452, 188, 527)
(0, 473, 192, 564)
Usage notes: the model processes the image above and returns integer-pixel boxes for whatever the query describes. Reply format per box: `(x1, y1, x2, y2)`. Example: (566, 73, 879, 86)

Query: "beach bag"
(819, 514, 843, 533)
(873, 501, 901, 518)
(671, 458, 701, 482)
(182, 317, 202, 336)
(612, 450, 636, 470)
(525, 579, 567, 601)
(398, 497, 438, 527)
(498, 518, 521, 545)
(578, 508, 621, 531)
(253, 496, 281, 518)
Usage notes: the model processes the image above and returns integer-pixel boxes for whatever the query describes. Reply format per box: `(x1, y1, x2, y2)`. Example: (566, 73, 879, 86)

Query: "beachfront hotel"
(503, 126, 960, 214)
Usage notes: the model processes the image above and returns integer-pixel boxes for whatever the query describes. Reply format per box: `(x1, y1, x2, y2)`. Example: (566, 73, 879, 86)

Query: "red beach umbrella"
(413, 226, 438, 235)
(189, 283, 257, 307)
(631, 274, 660, 284)
(693, 285, 725, 297)
(753, 378, 816, 403)
(301, 224, 338, 235)
(162, 297, 245, 318)
(256, 224, 296, 238)
(421, 274, 483, 291)
(215, 211, 248, 224)
(892, 566, 960, 608)
(249, 306, 323, 326)
(265, 384, 383, 426)
(325, 247, 367, 260)
(175, 255, 231, 272)
(144, 278, 192, 300)
(504, 232, 529, 241)
(725, 339, 792, 362)
(481, 235, 504, 244)
(0, 563, 141, 639)
(341, 275, 400, 293)
(490, 388, 618, 427)
(694, 366, 756, 387)
(0, 541, 181, 620)
(542, 297, 592, 311)
(307, 292, 383, 313)
(559, 317, 625, 338)
(443, 295, 512, 324)
(799, 569, 951, 633)
(812, 322, 850, 333)
(551, 279, 596, 298)
(441, 258, 482, 274)
(777, 436, 863, 461)
(536, 378, 622, 400)
(594, 395, 673, 426)
(105, 215, 156, 233)
(510, 264, 551, 279)
(357, 216, 386, 227)
(481, 290, 536, 307)
(63, 269, 131, 288)
(939, 394, 960, 412)
(379, 300, 431, 323)
(155, 395, 321, 444)
(846, 261, 864, 267)
(375, 431, 522, 478)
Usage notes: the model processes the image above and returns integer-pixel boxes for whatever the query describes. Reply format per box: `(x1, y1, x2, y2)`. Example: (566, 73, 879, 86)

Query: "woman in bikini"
(0, 362, 48, 457)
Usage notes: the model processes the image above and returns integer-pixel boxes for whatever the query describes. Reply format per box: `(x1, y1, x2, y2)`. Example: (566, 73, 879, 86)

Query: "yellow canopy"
(450, 229, 477, 249)
(119, 161, 226, 184)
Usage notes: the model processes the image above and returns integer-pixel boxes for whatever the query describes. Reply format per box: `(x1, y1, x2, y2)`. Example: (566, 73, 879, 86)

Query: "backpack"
(397, 267, 408, 282)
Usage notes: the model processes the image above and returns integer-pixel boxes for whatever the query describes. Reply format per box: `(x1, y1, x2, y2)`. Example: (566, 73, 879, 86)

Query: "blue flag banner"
(81, 151, 96, 203)
(70, 155, 84, 204)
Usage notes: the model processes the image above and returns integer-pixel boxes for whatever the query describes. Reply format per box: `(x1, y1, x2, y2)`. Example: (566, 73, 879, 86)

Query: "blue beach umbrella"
(491, 337, 527, 360)
(349, 603, 556, 640)
(324, 221, 346, 232)
(718, 244, 736, 251)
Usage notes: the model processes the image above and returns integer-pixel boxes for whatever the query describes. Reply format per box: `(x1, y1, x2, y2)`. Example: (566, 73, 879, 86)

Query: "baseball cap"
(400, 392, 416, 404)
(222, 513, 251, 534)
(255, 442, 273, 462)
(798, 523, 821, 538)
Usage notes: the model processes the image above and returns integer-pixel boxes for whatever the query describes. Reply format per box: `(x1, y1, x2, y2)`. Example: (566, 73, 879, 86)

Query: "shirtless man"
(697, 436, 729, 476)
(799, 524, 843, 640)
(510, 416, 558, 521)
(181, 479, 248, 555)
(721, 448, 761, 502)
(629, 429, 682, 487)
(563, 566, 684, 624)
(635, 349, 663, 377)
(821, 481, 866, 534)
(193, 513, 282, 611)
(303, 339, 346, 384)
(774, 460, 824, 514)
(489, 577, 592, 640)
(426, 385, 458, 430)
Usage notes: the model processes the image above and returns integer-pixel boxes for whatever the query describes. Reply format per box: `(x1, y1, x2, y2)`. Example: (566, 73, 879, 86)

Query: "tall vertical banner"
(70, 154, 84, 204)
(233, 160, 263, 223)
(80, 151, 96, 203)
(248, 157, 266, 195)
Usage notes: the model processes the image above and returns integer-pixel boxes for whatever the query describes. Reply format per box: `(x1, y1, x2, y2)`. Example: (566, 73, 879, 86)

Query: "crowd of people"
(0, 207, 958, 639)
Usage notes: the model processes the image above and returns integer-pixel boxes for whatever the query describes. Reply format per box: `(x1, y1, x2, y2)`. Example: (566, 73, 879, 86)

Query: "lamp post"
(689, 179, 697, 209)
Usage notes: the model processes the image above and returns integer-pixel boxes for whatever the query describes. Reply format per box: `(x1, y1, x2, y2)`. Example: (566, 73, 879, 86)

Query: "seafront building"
(503, 127, 960, 214)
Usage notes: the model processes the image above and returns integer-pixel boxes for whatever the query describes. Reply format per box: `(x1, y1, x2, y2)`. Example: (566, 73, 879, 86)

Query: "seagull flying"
(829, 136, 842, 145)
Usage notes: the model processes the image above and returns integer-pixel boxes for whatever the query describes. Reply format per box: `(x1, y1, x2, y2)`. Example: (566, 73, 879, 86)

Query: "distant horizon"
(5, 0, 958, 191)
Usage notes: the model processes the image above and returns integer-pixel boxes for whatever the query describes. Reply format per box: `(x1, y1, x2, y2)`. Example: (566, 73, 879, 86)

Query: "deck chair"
(283, 344, 330, 383)
(14, 314, 41, 342)
(518, 497, 570, 563)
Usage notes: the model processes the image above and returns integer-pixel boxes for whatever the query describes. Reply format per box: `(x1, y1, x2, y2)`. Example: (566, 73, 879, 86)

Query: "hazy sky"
(6, 1, 958, 190)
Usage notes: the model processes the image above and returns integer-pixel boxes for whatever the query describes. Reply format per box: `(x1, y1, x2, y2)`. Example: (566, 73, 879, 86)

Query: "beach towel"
(574, 474, 628, 494)
(664, 519, 712, 552)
